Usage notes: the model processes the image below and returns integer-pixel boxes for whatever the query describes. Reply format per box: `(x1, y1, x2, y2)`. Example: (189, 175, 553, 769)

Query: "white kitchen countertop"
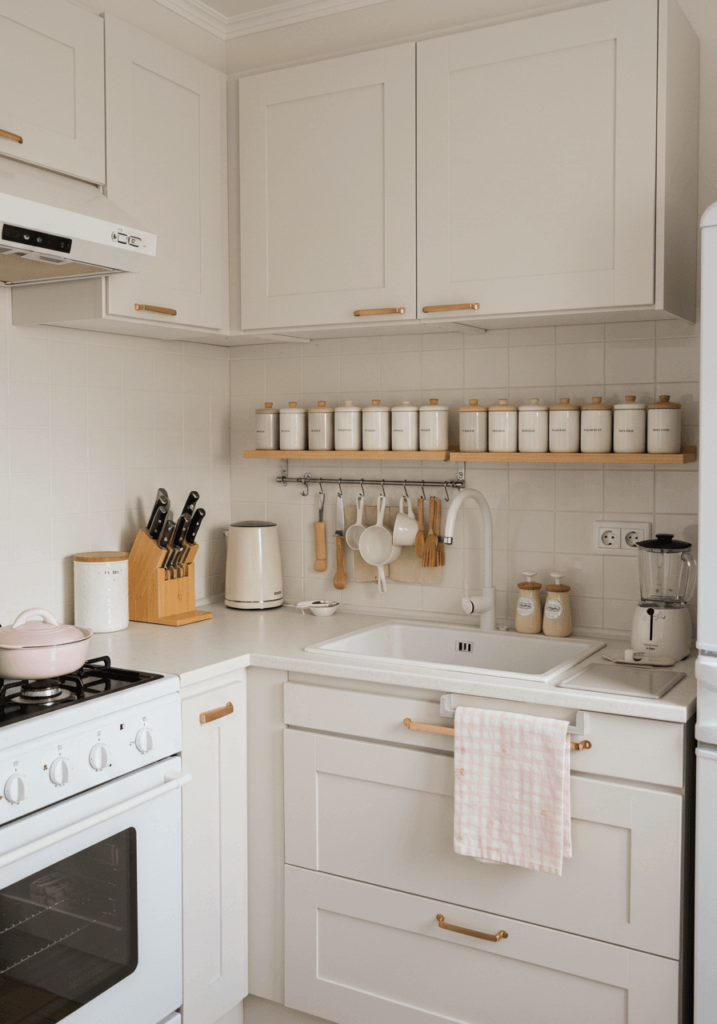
(88, 602, 697, 723)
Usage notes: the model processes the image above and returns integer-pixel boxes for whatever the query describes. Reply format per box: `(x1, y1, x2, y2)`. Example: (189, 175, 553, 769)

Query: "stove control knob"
(89, 744, 110, 771)
(49, 758, 70, 786)
(4, 773, 28, 804)
(135, 728, 154, 754)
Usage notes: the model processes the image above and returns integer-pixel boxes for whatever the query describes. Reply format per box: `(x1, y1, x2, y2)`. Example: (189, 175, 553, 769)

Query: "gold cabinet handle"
(353, 307, 406, 317)
(422, 303, 480, 313)
(403, 717, 591, 751)
(199, 702, 234, 725)
(436, 914, 508, 943)
(0, 128, 22, 144)
(135, 304, 177, 316)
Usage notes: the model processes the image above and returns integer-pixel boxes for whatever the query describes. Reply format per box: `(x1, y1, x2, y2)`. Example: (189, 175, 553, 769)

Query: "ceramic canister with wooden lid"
(391, 401, 419, 451)
(613, 396, 646, 453)
(647, 395, 682, 454)
(279, 402, 307, 450)
(73, 551, 129, 633)
(549, 398, 580, 453)
(255, 402, 279, 450)
(419, 398, 449, 451)
(580, 397, 612, 453)
(362, 399, 391, 451)
(488, 399, 518, 452)
(308, 401, 334, 451)
(459, 399, 488, 452)
(334, 401, 362, 451)
(518, 398, 549, 453)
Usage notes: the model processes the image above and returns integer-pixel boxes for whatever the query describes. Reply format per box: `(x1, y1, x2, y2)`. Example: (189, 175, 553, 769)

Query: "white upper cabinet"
(239, 44, 417, 331)
(0, 0, 105, 184)
(104, 15, 226, 331)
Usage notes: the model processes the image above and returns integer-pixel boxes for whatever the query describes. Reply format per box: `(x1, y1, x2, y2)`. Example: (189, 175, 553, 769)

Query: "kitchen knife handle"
(149, 504, 168, 540)
(333, 536, 347, 590)
(314, 522, 327, 572)
(186, 508, 206, 545)
(181, 490, 200, 519)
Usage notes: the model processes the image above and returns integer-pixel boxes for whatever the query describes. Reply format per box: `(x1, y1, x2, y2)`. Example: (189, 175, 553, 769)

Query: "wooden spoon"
(415, 497, 425, 559)
(422, 497, 437, 568)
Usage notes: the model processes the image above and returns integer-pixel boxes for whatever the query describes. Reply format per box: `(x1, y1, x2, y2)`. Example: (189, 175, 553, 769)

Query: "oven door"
(0, 755, 187, 1024)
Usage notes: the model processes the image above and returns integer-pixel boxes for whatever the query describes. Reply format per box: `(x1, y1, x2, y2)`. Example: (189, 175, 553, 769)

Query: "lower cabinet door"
(285, 866, 679, 1024)
(284, 730, 683, 958)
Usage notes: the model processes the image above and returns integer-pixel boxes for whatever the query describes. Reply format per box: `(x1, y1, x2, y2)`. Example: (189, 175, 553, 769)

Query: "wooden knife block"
(128, 528, 213, 627)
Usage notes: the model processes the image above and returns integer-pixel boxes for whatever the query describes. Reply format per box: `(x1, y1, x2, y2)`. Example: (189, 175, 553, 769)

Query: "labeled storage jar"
(334, 401, 362, 451)
(255, 402, 279, 450)
(488, 399, 518, 453)
(459, 399, 488, 453)
(518, 398, 549, 453)
(419, 398, 449, 451)
(515, 572, 542, 634)
(580, 397, 612, 453)
(549, 398, 580, 453)
(73, 551, 129, 633)
(362, 399, 390, 451)
(391, 401, 419, 451)
(279, 402, 307, 450)
(647, 395, 682, 454)
(613, 395, 646, 453)
(308, 401, 334, 451)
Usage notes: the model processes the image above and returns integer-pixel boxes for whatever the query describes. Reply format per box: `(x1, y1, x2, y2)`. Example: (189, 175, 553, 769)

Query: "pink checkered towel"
(453, 706, 572, 875)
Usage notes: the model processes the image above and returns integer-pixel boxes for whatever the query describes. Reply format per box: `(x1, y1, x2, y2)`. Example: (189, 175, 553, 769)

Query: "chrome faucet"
(441, 488, 496, 631)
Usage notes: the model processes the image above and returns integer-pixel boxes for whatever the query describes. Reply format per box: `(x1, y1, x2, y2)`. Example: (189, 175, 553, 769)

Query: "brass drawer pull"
(436, 914, 508, 943)
(0, 129, 22, 144)
(353, 307, 406, 317)
(403, 717, 591, 751)
(422, 303, 480, 313)
(135, 304, 177, 316)
(199, 702, 234, 725)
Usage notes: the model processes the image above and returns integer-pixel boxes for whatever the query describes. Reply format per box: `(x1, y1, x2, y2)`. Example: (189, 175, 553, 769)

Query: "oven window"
(0, 828, 138, 1023)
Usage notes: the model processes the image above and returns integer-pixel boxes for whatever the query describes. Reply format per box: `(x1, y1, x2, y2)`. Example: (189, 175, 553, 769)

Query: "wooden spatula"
(415, 496, 425, 559)
(436, 498, 445, 567)
(422, 497, 437, 568)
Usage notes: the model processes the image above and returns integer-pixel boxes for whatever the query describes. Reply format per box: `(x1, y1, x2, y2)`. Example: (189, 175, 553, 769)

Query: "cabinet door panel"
(0, 0, 105, 183)
(286, 867, 679, 1024)
(284, 730, 682, 959)
(104, 15, 225, 330)
(182, 679, 248, 1024)
(240, 44, 416, 329)
(418, 0, 657, 318)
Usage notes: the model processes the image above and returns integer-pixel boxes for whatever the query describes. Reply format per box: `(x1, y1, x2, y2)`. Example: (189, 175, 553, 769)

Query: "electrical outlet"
(594, 522, 651, 556)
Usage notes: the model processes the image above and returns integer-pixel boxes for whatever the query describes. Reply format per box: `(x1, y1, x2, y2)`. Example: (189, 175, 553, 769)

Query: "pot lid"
(256, 402, 278, 414)
(648, 395, 681, 409)
(309, 401, 334, 413)
(0, 608, 87, 649)
(636, 533, 691, 551)
(392, 401, 418, 412)
(519, 398, 548, 411)
(614, 395, 646, 410)
(460, 398, 488, 412)
(550, 397, 580, 411)
(581, 396, 612, 411)
(279, 402, 306, 413)
(489, 398, 517, 412)
(420, 398, 448, 411)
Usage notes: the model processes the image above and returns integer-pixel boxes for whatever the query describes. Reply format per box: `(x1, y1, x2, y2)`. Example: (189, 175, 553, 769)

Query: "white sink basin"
(305, 621, 605, 684)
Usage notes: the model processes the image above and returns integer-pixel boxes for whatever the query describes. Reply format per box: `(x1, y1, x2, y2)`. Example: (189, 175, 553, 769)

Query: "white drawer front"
(284, 681, 685, 788)
(285, 866, 679, 1024)
(284, 730, 682, 959)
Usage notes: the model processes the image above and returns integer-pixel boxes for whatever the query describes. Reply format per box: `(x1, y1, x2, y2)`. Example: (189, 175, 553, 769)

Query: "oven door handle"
(0, 770, 192, 871)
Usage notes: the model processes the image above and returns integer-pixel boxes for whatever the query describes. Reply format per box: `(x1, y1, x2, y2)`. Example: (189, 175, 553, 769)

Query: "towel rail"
(402, 717, 592, 751)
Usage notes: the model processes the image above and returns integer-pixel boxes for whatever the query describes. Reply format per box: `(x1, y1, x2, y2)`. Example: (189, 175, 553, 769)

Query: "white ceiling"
(154, 0, 389, 40)
(200, 0, 291, 15)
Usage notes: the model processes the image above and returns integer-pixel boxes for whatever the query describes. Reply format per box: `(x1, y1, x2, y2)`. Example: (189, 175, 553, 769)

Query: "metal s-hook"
(359, 479, 366, 498)
(318, 480, 324, 496)
(380, 480, 387, 498)
(421, 481, 427, 501)
(444, 481, 450, 503)
(300, 474, 311, 497)
(337, 478, 343, 497)
(403, 481, 409, 499)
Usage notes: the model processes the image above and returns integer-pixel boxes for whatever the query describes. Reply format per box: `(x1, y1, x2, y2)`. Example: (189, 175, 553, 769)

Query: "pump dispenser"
(543, 572, 572, 637)
(515, 571, 543, 634)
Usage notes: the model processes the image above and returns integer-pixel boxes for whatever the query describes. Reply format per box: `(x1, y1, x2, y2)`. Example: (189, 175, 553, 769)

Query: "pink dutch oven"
(0, 608, 92, 680)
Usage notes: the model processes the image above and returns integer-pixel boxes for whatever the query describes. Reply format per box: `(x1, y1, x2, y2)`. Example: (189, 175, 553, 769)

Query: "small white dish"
(296, 600, 340, 617)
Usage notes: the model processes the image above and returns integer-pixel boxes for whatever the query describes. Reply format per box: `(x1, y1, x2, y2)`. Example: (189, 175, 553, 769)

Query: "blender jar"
(636, 534, 696, 607)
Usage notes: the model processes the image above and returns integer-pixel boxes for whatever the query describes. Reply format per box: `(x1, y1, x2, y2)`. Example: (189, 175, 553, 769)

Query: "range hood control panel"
(2, 223, 72, 254)
(112, 229, 144, 248)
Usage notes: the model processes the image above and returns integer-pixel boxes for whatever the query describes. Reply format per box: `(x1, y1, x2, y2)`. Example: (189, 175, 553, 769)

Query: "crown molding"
(153, 0, 389, 41)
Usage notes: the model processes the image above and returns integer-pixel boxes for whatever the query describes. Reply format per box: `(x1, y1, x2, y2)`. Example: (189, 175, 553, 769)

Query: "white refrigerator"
(695, 200, 717, 1020)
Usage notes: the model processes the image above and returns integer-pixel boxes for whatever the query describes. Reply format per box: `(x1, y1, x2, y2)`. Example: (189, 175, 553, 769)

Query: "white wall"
(0, 287, 230, 627)
(230, 320, 699, 632)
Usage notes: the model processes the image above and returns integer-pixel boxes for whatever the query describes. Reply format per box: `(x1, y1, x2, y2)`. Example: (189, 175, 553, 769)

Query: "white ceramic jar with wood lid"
(419, 398, 449, 451)
(488, 399, 518, 452)
(256, 402, 279, 450)
(518, 398, 549, 453)
(580, 397, 612, 453)
(647, 395, 682, 453)
(334, 401, 362, 451)
(73, 551, 129, 633)
(459, 399, 488, 452)
(613, 395, 646, 453)
(391, 401, 419, 451)
(308, 401, 334, 451)
(279, 402, 307, 450)
(549, 398, 580, 452)
(362, 399, 390, 451)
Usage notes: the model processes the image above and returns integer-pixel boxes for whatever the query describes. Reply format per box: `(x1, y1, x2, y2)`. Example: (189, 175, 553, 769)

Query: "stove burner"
(10, 683, 75, 705)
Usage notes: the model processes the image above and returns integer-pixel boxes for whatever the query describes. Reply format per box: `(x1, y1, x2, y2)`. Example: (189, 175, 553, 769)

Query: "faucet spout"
(441, 488, 495, 629)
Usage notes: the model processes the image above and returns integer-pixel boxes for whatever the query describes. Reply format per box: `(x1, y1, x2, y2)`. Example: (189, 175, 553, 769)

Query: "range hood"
(0, 157, 156, 286)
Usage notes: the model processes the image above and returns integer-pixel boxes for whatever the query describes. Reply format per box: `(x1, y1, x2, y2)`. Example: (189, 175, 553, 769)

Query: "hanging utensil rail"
(278, 465, 466, 498)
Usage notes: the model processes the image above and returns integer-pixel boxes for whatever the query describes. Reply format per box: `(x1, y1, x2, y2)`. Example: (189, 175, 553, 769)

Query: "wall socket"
(594, 522, 651, 556)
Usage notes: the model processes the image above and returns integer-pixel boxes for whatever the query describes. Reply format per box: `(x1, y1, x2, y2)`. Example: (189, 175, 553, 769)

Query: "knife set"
(128, 488, 213, 627)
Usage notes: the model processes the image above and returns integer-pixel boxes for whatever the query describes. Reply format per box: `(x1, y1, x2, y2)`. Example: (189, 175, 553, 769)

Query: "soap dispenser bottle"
(543, 573, 572, 637)
(515, 571, 543, 634)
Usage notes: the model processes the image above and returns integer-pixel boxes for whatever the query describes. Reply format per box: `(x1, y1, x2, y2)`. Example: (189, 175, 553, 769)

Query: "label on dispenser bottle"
(517, 595, 536, 618)
(544, 598, 564, 621)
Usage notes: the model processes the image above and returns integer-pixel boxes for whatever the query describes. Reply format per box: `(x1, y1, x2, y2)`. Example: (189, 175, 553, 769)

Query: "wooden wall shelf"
(243, 446, 696, 465)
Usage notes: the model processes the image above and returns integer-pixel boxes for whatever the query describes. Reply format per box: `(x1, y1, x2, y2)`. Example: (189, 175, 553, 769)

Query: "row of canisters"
(461, 395, 682, 454)
(256, 399, 452, 452)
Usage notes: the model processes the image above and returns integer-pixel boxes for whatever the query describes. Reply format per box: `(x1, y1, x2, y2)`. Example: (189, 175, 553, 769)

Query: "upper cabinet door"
(0, 0, 105, 184)
(417, 0, 658, 320)
(104, 16, 226, 331)
(239, 44, 416, 330)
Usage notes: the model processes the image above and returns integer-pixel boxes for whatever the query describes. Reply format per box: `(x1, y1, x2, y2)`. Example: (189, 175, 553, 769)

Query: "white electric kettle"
(225, 521, 283, 610)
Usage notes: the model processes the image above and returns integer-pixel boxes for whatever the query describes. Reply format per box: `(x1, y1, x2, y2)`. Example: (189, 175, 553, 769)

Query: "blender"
(631, 534, 696, 661)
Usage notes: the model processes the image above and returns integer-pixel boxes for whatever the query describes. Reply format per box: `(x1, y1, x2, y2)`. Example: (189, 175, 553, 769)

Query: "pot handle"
(11, 607, 60, 628)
